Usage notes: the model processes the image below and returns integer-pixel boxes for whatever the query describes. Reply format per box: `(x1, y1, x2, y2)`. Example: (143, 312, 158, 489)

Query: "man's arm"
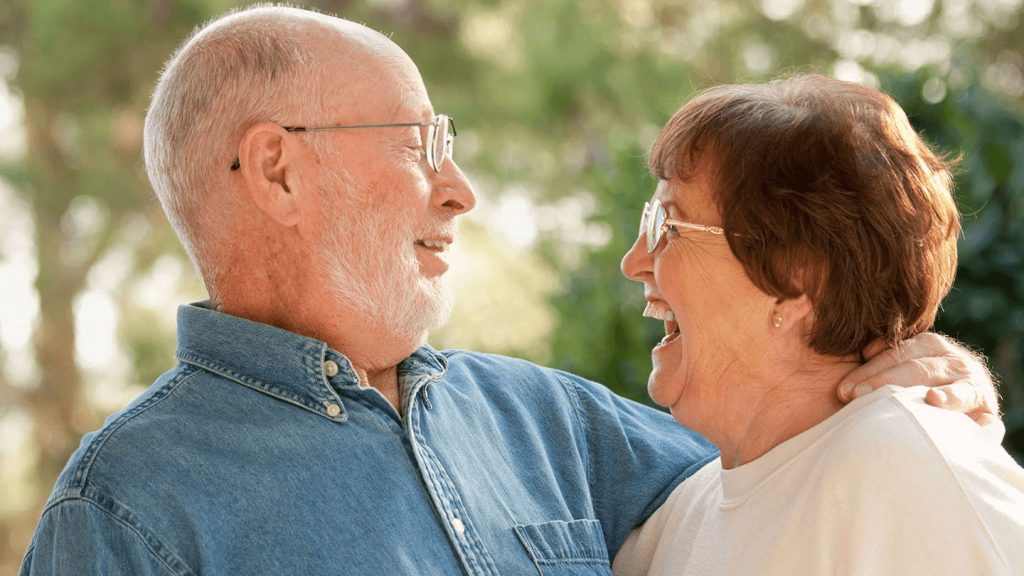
(837, 332, 1003, 441)
(556, 371, 718, 558)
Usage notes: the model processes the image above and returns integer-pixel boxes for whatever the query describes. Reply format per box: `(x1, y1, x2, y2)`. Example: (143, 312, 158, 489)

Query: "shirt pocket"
(513, 519, 611, 576)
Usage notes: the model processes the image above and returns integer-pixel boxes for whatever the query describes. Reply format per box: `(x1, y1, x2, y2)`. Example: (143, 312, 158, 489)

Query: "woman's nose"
(621, 233, 654, 281)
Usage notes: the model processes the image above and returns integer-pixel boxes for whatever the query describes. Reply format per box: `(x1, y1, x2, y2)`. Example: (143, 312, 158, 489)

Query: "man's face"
(317, 164, 456, 347)
(311, 41, 476, 347)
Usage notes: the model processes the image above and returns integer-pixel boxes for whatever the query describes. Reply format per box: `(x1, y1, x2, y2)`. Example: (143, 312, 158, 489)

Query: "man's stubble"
(317, 164, 453, 348)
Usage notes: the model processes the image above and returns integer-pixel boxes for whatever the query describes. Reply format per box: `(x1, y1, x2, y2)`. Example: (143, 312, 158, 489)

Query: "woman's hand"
(837, 333, 1003, 442)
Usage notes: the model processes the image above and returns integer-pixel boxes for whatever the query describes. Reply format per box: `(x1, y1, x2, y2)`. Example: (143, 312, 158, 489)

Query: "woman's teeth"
(644, 302, 681, 345)
(659, 321, 681, 346)
(643, 302, 676, 322)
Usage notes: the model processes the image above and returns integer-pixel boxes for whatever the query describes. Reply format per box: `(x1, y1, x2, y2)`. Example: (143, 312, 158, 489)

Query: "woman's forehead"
(655, 176, 718, 220)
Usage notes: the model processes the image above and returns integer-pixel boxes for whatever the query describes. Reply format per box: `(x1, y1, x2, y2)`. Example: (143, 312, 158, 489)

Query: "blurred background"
(0, 0, 1022, 569)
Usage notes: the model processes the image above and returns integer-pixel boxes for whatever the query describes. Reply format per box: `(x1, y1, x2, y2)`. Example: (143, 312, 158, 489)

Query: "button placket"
(407, 400, 499, 576)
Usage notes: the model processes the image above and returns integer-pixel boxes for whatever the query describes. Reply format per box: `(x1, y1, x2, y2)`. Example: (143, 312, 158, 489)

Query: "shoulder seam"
(888, 395, 1012, 569)
(37, 491, 196, 576)
(71, 365, 201, 486)
(554, 374, 593, 498)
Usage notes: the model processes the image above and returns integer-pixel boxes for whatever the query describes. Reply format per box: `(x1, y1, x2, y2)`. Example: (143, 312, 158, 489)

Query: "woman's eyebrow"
(660, 199, 689, 219)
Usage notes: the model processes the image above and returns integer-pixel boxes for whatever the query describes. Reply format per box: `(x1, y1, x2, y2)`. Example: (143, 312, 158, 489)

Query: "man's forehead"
(313, 68, 431, 124)
(306, 20, 432, 121)
(320, 65, 432, 124)
(307, 14, 410, 67)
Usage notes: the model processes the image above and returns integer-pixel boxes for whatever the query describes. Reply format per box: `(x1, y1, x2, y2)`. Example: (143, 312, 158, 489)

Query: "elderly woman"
(613, 75, 1024, 575)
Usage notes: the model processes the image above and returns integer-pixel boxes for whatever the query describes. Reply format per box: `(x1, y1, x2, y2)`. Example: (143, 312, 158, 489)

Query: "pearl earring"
(771, 311, 783, 328)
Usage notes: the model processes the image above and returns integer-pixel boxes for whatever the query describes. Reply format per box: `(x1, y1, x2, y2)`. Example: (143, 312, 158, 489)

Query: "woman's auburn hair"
(649, 74, 960, 357)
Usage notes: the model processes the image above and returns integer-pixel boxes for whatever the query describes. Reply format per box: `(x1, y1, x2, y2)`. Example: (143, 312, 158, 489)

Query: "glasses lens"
(647, 200, 666, 252)
(429, 115, 450, 173)
(425, 118, 438, 172)
(444, 116, 454, 161)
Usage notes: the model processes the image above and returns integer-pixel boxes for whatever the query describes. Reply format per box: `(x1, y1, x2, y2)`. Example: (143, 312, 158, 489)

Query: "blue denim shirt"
(21, 302, 716, 575)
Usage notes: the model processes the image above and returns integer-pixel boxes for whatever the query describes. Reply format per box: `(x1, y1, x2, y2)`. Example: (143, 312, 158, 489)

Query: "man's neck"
(217, 292, 418, 415)
(355, 364, 403, 414)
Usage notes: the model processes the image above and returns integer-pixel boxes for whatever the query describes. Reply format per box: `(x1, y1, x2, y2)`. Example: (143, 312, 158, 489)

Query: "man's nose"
(432, 160, 476, 215)
(621, 233, 654, 281)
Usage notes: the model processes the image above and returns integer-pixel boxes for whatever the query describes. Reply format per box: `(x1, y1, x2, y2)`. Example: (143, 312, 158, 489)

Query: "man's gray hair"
(143, 5, 322, 292)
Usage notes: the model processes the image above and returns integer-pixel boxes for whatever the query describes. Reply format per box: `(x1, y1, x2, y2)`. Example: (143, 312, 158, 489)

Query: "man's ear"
(772, 293, 814, 332)
(236, 122, 305, 227)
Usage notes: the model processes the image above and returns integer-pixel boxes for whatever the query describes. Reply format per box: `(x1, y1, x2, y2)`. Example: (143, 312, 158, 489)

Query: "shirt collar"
(175, 301, 447, 422)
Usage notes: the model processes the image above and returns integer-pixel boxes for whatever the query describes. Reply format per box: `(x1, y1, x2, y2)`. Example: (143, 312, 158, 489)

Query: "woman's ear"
(236, 122, 305, 227)
(771, 293, 814, 332)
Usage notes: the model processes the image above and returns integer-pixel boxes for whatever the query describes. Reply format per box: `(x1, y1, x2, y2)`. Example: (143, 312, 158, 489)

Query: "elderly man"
(21, 6, 998, 575)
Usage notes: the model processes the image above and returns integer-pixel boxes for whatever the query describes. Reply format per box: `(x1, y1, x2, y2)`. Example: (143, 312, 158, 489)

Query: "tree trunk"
(23, 100, 85, 497)
(28, 209, 83, 487)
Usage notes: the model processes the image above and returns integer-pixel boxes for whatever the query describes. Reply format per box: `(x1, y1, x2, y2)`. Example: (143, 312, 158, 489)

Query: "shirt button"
(324, 360, 339, 377)
(326, 402, 341, 417)
(451, 517, 466, 536)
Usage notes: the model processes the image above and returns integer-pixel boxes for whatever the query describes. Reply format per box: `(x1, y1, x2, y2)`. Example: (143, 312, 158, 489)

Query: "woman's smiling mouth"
(644, 301, 681, 348)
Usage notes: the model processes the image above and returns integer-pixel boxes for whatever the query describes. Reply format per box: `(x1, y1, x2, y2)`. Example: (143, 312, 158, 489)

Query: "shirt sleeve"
(20, 497, 184, 576)
(557, 371, 718, 559)
(611, 510, 671, 576)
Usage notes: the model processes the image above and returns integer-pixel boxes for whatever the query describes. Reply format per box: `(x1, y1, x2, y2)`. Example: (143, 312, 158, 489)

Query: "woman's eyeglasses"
(639, 198, 727, 253)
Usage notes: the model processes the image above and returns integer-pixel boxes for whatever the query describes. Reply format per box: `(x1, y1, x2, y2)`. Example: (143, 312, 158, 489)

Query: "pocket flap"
(514, 519, 609, 565)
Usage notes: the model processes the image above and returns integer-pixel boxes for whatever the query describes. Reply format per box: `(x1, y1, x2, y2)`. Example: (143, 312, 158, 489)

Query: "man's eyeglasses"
(230, 114, 456, 173)
(640, 198, 726, 253)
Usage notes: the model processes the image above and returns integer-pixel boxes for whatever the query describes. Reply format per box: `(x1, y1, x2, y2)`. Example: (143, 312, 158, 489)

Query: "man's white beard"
(318, 168, 453, 346)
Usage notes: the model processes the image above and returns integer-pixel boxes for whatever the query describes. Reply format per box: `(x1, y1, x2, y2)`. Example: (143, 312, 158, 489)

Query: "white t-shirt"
(612, 385, 1024, 576)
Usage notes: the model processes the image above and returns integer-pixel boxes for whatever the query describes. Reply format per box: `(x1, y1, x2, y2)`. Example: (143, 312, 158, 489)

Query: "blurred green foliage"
(887, 71, 1024, 460)
(0, 0, 1022, 571)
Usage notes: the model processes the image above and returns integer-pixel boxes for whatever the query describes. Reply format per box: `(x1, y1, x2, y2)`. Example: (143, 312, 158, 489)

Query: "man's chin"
(376, 295, 450, 352)
(412, 329, 430, 350)
(417, 279, 453, 331)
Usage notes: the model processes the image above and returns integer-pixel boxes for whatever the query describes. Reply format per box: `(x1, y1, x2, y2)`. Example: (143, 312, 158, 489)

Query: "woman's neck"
(710, 358, 859, 469)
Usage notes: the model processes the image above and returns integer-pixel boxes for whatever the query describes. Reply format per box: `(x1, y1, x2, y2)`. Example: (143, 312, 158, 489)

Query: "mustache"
(417, 223, 457, 240)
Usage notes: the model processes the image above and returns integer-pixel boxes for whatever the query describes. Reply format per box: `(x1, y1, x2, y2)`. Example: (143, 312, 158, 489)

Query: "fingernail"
(853, 383, 873, 397)
(931, 389, 947, 404)
(839, 381, 854, 399)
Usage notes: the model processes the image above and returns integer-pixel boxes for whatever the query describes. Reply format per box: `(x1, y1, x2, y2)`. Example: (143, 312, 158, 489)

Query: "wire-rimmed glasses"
(229, 114, 456, 173)
(640, 198, 727, 253)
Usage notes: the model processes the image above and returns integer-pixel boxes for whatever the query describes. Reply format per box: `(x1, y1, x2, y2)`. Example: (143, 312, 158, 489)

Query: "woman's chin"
(648, 334, 687, 406)
(647, 369, 684, 409)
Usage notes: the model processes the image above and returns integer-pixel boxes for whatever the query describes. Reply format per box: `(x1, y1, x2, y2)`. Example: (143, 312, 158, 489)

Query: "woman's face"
(621, 171, 777, 427)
